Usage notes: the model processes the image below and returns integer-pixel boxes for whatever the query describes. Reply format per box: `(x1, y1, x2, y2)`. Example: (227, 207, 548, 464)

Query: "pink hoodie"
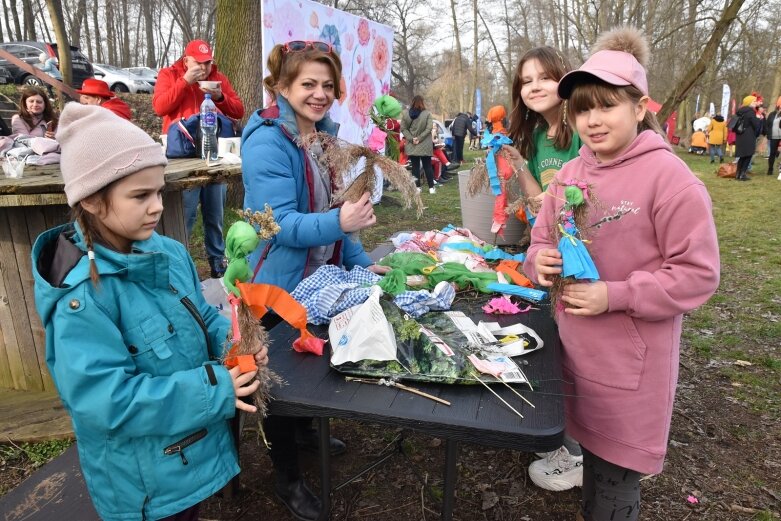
(524, 130, 720, 474)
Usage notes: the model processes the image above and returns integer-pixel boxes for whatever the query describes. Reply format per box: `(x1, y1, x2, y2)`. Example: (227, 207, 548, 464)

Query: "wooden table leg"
(442, 438, 459, 521)
(317, 416, 332, 521)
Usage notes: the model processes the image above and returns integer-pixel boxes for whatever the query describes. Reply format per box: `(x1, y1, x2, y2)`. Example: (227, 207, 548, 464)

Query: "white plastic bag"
(2, 152, 27, 178)
(329, 286, 397, 365)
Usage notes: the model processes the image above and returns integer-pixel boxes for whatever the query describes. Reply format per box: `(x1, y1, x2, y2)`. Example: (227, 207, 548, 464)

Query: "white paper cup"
(160, 134, 167, 154)
(218, 137, 231, 157)
(227, 137, 241, 157)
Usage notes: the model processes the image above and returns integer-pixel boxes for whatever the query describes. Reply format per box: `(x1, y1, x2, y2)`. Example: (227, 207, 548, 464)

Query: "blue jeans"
(709, 144, 723, 162)
(183, 183, 226, 273)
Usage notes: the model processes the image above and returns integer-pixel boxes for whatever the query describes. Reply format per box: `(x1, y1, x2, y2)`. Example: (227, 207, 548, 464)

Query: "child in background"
(689, 129, 707, 154)
(32, 103, 267, 521)
(524, 28, 720, 521)
(503, 45, 585, 492)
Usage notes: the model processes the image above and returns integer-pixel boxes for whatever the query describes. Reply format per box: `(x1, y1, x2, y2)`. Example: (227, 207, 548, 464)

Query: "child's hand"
(254, 345, 269, 367)
(501, 144, 523, 168)
(229, 366, 260, 413)
(561, 281, 608, 316)
(535, 248, 562, 287)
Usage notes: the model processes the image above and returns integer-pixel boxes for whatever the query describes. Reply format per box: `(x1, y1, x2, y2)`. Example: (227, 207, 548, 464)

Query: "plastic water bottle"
(200, 94, 219, 161)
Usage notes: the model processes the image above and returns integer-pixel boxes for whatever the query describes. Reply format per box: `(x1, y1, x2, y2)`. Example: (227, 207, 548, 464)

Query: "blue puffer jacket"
(32, 223, 239, 521)
(241, 96, 372, 293)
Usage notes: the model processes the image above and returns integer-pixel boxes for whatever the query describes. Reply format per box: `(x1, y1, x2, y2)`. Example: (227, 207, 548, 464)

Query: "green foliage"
(0, 438, 74, 469)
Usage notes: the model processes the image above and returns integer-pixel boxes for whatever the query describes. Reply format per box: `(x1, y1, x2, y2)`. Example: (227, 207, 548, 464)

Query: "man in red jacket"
(154, 40, 245, 278)
(77, 78, 132, 121)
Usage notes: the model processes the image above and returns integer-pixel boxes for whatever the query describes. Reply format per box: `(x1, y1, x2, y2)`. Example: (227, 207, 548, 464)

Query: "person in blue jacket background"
(241, 40, 387, 521)
(32, 103, 266, 521)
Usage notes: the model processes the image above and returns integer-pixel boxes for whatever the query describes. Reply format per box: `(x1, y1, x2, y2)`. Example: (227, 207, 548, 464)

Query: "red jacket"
(102, 97, 132, 121)
(153, 58, 244, 133)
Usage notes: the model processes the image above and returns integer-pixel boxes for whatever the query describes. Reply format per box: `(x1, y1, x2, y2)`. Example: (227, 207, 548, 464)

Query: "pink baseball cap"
(557, 50, 648, 99)
(185, 40, 213, 62)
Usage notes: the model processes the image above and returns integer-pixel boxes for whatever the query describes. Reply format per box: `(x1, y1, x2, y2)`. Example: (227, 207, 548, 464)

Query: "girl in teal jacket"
(32, 103, 266, 521)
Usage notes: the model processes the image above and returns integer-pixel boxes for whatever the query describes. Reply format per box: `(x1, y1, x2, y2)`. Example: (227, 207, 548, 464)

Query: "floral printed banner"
(261, 0, 394, 146)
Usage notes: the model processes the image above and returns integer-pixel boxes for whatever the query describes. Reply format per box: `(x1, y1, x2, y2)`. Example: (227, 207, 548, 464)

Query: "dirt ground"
(2, 96, 779, 520)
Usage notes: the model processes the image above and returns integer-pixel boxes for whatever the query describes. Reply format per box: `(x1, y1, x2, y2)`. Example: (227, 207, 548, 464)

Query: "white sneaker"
(528, 446, 583, 491)
(429, 187, 436, 194)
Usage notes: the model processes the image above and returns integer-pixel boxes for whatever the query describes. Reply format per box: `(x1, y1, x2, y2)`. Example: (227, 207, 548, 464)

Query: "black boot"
(274, 478, 322, 521)
(295, 427, 347, 456)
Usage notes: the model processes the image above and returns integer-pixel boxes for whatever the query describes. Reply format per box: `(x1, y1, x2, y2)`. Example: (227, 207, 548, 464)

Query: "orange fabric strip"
(496, 260, 534, 288)
(236, 282, 325, 356)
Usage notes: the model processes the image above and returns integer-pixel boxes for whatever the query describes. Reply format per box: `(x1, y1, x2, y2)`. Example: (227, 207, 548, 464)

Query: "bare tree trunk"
(82, 0, 93, 61)
(470, 0, 477, 114)
(105, 0, 116, 64)
(10, 0, 23, 40)
(658, 0, 746, 123)
(22, 0, 36, 40)
(92, 0, 102, 62)
(449, 0, 464, 112)
(45, 0, 71, 105)
(215, 0, 260, 124)
(35, 0, 53, 42)
(142, 0, 156, 67)
(120, 0, 130, 66)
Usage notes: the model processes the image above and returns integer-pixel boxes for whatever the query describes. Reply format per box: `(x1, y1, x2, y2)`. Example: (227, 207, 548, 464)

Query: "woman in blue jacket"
(32, 103, 266, 521)
(241, 40, 385, 521)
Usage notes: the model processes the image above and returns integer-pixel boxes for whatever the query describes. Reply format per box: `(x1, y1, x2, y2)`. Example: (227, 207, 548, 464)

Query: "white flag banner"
(721, 84, 731, 116)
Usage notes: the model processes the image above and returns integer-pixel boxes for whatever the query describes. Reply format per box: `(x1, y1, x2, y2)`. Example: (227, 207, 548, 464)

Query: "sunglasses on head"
(283, 40, 333, 54)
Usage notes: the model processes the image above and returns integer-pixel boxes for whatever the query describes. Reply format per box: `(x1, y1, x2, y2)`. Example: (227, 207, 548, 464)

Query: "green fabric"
(527, 127, 582, 190)
(377, 268, 408, 296)
(564, 185, 585, 206)
(223, 221, 260, 296)
(426, 263, 498, 293)
(373, 95, 402, 119)
(378, 252, 436, 274)
(401, 110, 434, 156)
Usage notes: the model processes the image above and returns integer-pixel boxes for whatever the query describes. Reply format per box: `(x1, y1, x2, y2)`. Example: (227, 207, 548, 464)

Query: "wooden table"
(0, 158, 242, 391)
(266, 300, 564, 521)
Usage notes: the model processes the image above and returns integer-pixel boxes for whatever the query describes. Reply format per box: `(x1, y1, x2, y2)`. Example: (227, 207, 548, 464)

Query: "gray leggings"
(581, 447, 642, 521)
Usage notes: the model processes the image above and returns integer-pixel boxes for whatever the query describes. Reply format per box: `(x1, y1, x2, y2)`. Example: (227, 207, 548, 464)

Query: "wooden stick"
(393, 382, 451, 406)
(345, 376, 451, 406)
(471, 373, 524, 419)
(501, 380, 536, 408)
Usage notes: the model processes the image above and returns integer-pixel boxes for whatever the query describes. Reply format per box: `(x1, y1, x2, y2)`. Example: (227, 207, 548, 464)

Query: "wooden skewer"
(501, 380, 536, 408)
(393, 382, 451, 406)
(345, 376, 451, 406)
(471, 373, 524, 419)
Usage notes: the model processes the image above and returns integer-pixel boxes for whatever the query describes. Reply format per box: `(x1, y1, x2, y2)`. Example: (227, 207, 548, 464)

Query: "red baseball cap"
(76, 78, 114, 99)
(185, 40, 213, 62)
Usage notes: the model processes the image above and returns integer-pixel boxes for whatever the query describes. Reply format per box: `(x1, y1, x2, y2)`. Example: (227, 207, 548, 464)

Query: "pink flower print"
(263, 13, 273, 28)
(357, 19, 370, 46)
(310, 12, 319, 28)
(349, 67, 376, 127)
(271, 5, 303, 44)
(381, 82, 390, 94)
(371, 36, 389, 77)
(344, 33, 355, 52)
(357, 55, 362, 64)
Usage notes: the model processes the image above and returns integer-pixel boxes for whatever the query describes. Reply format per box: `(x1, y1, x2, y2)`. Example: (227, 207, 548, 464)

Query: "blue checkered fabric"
(292, 265, 457, 324)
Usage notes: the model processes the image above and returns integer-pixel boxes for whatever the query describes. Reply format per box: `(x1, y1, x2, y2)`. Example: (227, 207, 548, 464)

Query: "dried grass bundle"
(300, 132, 423, 217)
(222, 303, 284, 448)
(466, 162, 489, 197)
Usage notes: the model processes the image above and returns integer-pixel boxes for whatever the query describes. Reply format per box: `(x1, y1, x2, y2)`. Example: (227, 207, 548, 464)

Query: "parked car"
(92, 63, 153, 93)
(0, 65, 12, 85)
(0, 41, 93, 88)
(123, 66, 157, 87)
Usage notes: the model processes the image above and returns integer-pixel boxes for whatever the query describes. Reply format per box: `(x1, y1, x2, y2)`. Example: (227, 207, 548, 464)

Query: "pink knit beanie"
(56, 102, 167, 207)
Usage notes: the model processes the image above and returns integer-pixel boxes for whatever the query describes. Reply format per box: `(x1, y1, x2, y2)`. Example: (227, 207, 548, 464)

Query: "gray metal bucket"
(457, 169, 526, 246)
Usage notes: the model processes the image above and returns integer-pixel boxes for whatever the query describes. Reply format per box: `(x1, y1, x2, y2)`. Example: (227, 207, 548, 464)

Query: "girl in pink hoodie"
(523, 28, 720, 521)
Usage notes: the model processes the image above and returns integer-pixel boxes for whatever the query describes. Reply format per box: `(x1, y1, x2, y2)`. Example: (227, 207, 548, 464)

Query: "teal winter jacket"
(32, 223, 239, 521)
(241, 96, 373, 292)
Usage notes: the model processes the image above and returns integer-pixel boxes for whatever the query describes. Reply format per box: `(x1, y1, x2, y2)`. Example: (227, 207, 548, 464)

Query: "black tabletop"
(266, 299, 565, 453)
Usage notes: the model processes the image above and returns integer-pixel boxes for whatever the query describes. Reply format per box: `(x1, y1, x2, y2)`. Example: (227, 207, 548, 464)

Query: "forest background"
(5, 0, 777, 138)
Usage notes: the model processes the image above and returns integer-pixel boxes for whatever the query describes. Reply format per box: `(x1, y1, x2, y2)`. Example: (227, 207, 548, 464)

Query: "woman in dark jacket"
(734, 95, 764, 181)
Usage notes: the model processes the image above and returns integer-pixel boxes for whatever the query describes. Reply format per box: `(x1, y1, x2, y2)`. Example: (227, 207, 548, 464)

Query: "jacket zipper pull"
(164, 445, 189, 465)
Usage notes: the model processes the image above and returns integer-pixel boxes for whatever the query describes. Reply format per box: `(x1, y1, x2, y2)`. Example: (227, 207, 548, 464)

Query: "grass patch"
(0, 439, 74, 469)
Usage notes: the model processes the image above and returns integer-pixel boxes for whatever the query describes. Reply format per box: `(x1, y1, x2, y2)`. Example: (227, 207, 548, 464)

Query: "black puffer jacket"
(734, 106, 764, 157)
(450, 112, 473, 137)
